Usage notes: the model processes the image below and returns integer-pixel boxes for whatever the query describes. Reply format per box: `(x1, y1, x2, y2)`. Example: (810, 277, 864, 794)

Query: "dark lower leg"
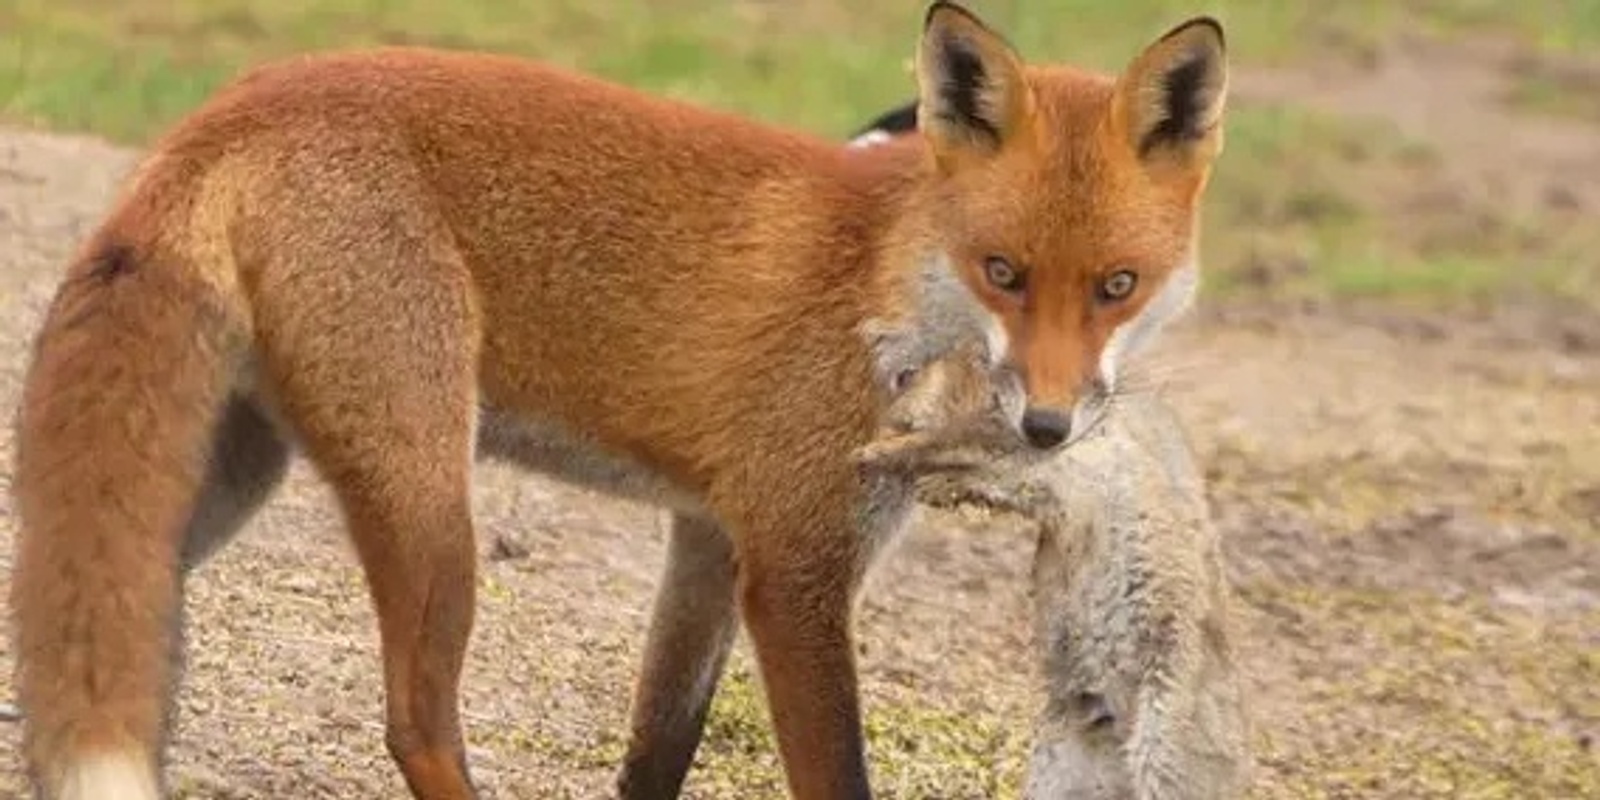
(617, 513, 739, 799)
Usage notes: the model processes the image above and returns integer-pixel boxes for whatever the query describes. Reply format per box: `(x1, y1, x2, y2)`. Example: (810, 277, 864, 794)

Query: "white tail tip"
(56, 752, 161, 800)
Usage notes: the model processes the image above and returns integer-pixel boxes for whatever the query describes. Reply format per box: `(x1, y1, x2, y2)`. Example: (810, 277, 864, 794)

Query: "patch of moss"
(864, 702, 1028, 799)
(692, 657, 787, 797)
(1241, 585, 1600, 799)
(1210, 435, 1600, 539)
(691, 654, 1029, 798)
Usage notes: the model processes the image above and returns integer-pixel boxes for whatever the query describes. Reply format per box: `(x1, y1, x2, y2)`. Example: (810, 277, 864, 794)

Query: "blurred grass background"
(4, 1, 1599, 312)
(6, 1, 1600, 141)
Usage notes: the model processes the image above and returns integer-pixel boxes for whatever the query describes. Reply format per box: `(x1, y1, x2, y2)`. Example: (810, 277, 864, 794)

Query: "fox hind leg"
(248, 174, 484, 799)
(264, 295, 482, 798)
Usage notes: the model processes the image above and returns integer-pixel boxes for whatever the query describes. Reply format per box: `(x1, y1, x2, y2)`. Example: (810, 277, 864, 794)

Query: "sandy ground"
(0, 35, 1597, 800)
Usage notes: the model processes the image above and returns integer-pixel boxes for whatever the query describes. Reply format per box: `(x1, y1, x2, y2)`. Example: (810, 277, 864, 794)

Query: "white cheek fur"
(984, 312, 1010, 369)
(1098, 258, 1198, 390)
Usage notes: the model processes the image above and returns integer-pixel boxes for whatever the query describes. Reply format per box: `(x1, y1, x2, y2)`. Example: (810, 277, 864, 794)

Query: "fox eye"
(984, 256, 1026, 293)
(1099, 270, 1138, 302)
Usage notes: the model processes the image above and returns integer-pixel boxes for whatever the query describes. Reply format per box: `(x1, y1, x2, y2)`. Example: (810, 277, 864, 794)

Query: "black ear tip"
(1162, 16, 1227, 53)
(924, 1, 982, 32)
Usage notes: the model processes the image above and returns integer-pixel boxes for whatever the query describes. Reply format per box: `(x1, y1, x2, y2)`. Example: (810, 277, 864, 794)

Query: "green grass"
(3, 0, 1599, 309)
(1400, 0, 1600, 54)
(8, 0, 1600, 145)
(1203, 101, 1599, 312)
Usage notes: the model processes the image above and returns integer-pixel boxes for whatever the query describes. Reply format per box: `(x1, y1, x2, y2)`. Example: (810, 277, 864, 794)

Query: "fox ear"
(915, 1, 1035, 168)
(1114, 17, 1229, 164)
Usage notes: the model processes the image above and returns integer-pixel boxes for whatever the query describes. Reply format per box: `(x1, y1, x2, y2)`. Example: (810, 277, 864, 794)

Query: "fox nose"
(1020, 407, 1072, 450)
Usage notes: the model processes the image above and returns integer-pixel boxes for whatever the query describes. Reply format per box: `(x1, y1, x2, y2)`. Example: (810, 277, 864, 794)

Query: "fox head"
(883, 2, 1228, 451)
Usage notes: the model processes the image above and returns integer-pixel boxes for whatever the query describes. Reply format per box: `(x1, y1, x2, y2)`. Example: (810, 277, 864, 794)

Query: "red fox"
(9, 2, 1228, 798)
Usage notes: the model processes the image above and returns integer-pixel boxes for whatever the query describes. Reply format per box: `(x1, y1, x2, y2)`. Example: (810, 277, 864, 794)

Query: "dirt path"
(1235, 34, 1600, 219)
(0, 38, 1597, 799)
